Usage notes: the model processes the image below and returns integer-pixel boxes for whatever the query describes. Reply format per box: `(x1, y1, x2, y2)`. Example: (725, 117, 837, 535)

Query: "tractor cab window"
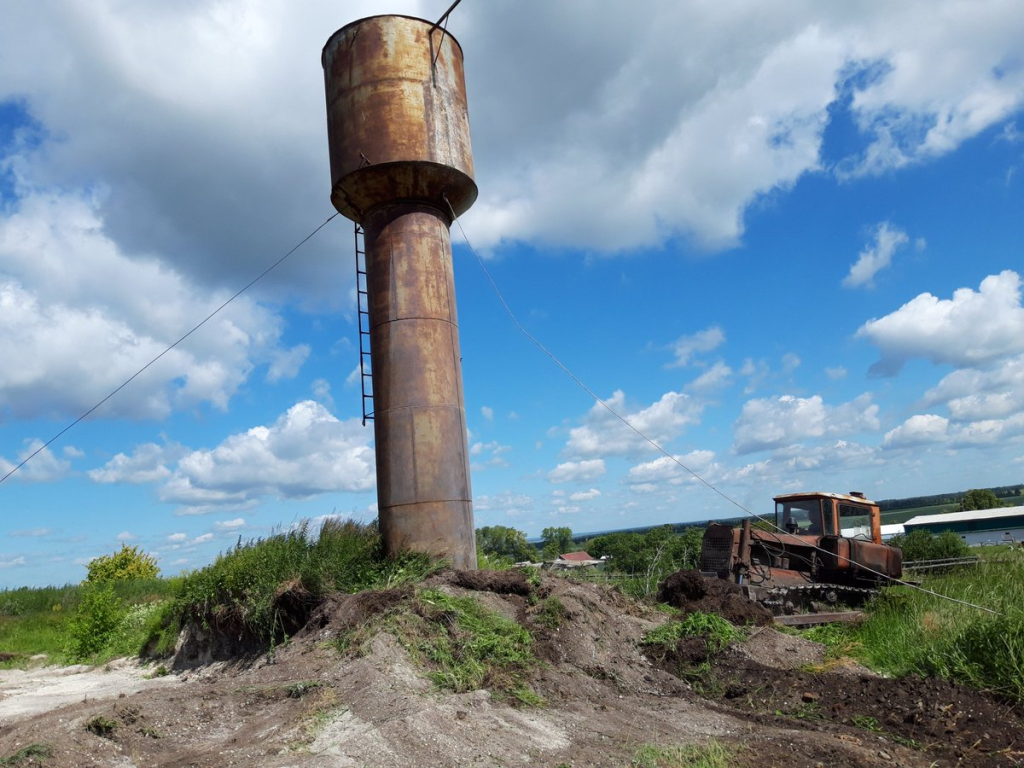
(777, 499, 826, 535)
(839, 503, 872, 538)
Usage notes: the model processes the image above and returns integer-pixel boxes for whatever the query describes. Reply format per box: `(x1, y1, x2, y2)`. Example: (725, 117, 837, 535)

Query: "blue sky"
(2, 0, 1023, 587)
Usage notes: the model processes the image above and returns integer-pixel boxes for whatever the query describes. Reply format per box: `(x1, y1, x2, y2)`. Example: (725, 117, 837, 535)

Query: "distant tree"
(958, 489, 1007, 512)
(540, 526, 574, 560)
(475, 525, 535, 563)
(585, 526, 706, 595)
(85, 544, 159, 583)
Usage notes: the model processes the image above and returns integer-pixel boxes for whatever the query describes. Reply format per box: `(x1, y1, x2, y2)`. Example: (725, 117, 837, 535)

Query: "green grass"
(0, 743, 53, 766)
(805, 550, 1024, 702)
(631, 740, 735, 768)
(642, 612, 741, 653)
(1, 578, 177, 667)
(336, 587, 543, 705)
(153, 518, 439, 651)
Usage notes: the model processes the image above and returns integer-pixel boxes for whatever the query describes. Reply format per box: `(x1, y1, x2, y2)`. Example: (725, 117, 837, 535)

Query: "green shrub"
(889, 529, 970, 561)
(86, 545, 159, 583)
(65, 585, 126, 662)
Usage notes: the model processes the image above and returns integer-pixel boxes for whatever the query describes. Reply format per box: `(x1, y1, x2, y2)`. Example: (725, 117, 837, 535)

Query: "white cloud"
(0, 192, 295, 420)
(9, 528, 53, 538)
(311, 378, 335, 411)
(627, 451, 717, 486)
(469, 440, 511, 470)
(686, 361, 733, 395)
(883, 414, 949, 449)
(565, 390, 703, 458)
(0, 556, 26, 569)
(192, 533, 214, 545)
(857, 270, 1024, 376)
(922, 354, 1024, 422)
(481, 406, 494, 421)
(568, 488, 601, 502)
(825, 366, 847, 381)
(464, 3, 1024, 252)
(474, 491, 534, 511)
(547, 459, 606, 484)
(0, 439, 71, 483)
(89, 442, 179, 484)
(125, 400, 377, 514)
(733, 393, 880, 454)
(166, 533, 188, 542)
(669, 326, 725, 367)
(115, 531, 137, 541)
(214, 518, 246, 531)
(842, 222, 910, 288)
(266, 344, 310, 383)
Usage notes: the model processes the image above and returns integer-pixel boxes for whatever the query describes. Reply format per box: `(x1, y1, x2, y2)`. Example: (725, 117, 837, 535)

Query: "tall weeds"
(160, 518, 438, 648)
(851, 552, 1024, 702)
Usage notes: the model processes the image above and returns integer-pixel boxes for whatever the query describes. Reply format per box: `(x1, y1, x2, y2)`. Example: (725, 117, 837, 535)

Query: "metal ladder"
(354, 223, 374, 425)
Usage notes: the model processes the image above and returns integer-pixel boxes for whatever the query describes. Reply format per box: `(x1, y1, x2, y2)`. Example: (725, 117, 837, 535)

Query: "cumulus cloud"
(922, 354, 1024, 422)
(214, 518, 246, 531)
(89, 442, 180, 484)
(568, 488, 601, 502)
(480, 406, 494, 421)
(0, 191, 297, 420)
(857, 271, 1024, 376)
(627, 451, 717, 486)
(565, 390, 703, 458)
(94, 401, 374, 514)
(469, 440, 511, 470)
(883, 414, 949, 449)
(0, 439, 72, 482)
(733, 393, 880, 454)
(547, 459, 606, 484)
(462, 2, 1024, 252)
(669, 327, 726, 367)
(686, 361, 733, 395)
(474, 491, 534, 515)
(843, 222, 910, 288)
(0, 556, 26, 569)
(115, 531, 137, 541)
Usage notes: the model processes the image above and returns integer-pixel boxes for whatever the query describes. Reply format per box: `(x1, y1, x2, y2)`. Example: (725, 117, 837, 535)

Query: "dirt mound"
(658, 569, 774, 626)
(449, 568, 535, 595)
(3, 572, 1023, 767)
(712, 649, 1024, 765)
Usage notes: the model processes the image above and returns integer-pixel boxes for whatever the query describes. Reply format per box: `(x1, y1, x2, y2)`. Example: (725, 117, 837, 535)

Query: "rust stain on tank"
(323, 15, 478, 569)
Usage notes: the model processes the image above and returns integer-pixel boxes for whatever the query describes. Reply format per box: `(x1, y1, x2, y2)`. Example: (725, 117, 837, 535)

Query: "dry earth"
(1, 570, 1021, 767)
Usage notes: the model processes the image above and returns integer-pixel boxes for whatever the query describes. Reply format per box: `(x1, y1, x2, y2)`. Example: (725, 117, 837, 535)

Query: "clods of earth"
(1, 569, 1021, 766)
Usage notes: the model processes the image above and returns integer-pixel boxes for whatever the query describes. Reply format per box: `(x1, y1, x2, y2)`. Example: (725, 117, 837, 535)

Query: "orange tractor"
(700, 491, 903, 620)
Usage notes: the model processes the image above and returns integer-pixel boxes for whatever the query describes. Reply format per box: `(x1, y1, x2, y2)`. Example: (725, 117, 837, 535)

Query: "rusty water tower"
(322, 14, 477, 568)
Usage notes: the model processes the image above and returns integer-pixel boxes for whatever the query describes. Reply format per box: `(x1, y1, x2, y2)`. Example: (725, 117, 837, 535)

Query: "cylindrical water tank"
(322, 15, 478, 569)
(322, 15, 478, 221)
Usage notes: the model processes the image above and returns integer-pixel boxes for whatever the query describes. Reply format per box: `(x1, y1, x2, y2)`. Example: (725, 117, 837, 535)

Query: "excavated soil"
(0, 569, 1021, 767)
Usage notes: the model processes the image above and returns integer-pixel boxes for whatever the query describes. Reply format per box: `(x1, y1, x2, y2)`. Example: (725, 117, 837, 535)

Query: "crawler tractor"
(700, 492, 903, 620)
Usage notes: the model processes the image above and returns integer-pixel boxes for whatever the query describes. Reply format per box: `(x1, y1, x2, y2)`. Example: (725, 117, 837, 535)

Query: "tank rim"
(322, 14, 466, 65)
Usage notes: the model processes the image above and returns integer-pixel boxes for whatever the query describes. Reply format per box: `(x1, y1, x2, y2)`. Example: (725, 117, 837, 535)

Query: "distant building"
(840, 523, 905, 541)
(557, 551, 595, 562)
(547, 551, 604, 569)
(903, 507, 1024, 545)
